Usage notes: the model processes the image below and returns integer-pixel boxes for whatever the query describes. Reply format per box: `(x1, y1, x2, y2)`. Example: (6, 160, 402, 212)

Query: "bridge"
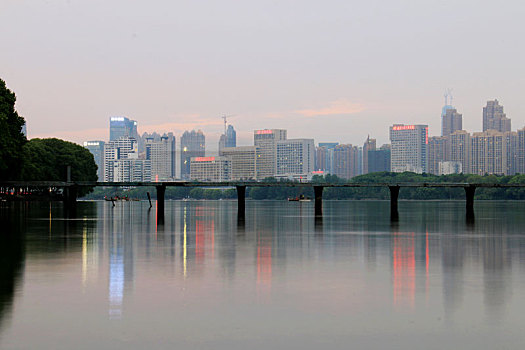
(2, 180, 524, 222)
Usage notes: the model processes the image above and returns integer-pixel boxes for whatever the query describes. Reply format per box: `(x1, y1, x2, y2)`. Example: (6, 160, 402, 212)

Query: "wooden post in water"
(389, 185, 400, 221)
(236, 185, 246, 220)
(314, 186, 324, 217)
(147, 192, 152, 208)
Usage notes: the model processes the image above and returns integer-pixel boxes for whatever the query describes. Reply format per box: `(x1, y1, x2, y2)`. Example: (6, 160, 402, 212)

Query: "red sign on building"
(194, 157, 215, 162)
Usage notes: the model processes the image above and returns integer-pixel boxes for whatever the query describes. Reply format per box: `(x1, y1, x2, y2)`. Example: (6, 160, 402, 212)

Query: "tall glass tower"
(180, 130, 205, 179)
(109, 117, 138, 141)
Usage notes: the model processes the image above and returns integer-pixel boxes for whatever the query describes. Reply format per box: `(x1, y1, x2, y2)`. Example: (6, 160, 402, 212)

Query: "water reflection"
(0, 204, 25, 332)
(2, 200, 525, 348)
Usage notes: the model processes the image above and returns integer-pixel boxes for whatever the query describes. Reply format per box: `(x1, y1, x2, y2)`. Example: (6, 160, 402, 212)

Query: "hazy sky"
(1, 0, 525, 150)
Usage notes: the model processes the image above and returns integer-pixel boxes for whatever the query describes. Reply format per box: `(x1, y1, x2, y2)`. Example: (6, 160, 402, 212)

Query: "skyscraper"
(363, 136, 376, 174)
(219, 125, 237, 154)
(145, 134, 176, 181)
(109, 117, 138, 141)
(483, 100, 511, 132)
(470, 130, 506, 175)
(504, 131, 518, 175)
(221, 146, 259, 180)
(368, 144, 391, 173)
(518, 127, 525, 174)
(104, 137, 150, 182)
(315, 146, 328, 172)
(253, 129, 287, 179)
(275, 139, 315, 177)
(428, 136, 448, 175)
(225, 125, 236, 148)
(83, 141, 105, 181)
(333, 144, 360, 179)
(389, 124, 428, 173)
(442, 108, 462, 137)
(190, 156, 231, 182)
(317, 143, 338, 174)
(449, 130, 470, 174)
(180, 130, 205, 180)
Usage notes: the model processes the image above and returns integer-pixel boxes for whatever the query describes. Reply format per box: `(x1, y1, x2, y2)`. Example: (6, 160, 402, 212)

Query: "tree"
(0, 79, 26, 180)
(21, 138, 98, 196)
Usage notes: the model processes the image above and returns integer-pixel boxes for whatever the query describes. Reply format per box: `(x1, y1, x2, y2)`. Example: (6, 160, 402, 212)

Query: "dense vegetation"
(21, 138, 98, 196)
(82, 172, 525, 200)
(0, 79, 26, 180)
(0, 78, 98, 196)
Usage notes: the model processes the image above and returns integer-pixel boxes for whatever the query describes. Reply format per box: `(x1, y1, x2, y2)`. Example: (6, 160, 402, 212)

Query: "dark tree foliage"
(0, 79, 27, 180)
(21, 138, 98, 196)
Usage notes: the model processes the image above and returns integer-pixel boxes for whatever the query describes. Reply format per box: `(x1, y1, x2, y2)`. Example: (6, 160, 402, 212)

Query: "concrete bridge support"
(464, 185, 476, 219)
(156, 185, 166, 223)
(389, 185, 400, 221)
(314, 186, 324, 217)
(236, 185, 246, 220)
(63, 185, 78, 217)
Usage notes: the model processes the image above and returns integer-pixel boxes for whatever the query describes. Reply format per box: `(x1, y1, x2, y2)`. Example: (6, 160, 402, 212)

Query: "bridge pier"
(236, 185, 246, 219)
(63, 185, 78, 217)
(156, 185, 166, 223)
(314, 186, 324, 217)
(464, 185, 476, 219)
(389, 185, 400, 221)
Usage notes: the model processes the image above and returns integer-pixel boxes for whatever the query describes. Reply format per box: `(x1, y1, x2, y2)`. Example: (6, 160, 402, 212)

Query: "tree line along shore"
(82, 172, 525, 201)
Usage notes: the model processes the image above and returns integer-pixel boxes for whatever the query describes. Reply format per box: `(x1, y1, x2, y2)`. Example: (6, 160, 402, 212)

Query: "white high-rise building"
(275, 139, 315, 178)
(190, 156, 231, 181)
(145, 134, 176, 181)
(104, 137, 151, 182)
(254, 129, 287, 179)
(220, 146, 259, 180)
(389, 124, 428, 173)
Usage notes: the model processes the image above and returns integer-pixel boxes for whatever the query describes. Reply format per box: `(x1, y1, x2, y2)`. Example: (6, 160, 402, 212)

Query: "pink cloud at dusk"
(294, 99, 365, 117)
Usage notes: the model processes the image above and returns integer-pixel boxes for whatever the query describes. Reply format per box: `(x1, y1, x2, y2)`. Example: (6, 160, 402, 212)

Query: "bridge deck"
(1, 181, 525, 188)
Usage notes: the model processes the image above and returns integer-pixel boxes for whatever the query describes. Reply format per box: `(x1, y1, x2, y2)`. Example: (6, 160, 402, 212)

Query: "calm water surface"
(1, 200, 525, 349)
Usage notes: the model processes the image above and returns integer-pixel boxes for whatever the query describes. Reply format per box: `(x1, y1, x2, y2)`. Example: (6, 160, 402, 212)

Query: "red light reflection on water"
(392, 232, 415, 308)
(257, 234, 272, 294)
(195, 206, 215, 264)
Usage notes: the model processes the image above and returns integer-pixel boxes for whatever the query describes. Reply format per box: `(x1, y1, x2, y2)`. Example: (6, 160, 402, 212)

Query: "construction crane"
(220, 115, 235, 135)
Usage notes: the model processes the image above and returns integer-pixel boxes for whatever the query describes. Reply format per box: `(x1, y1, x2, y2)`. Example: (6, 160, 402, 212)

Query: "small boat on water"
(288, 195, 311, 202)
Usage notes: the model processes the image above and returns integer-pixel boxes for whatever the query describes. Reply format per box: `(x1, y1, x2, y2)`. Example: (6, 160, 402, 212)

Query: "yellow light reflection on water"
(183, 206, 187, 278)
(82, 227, 87, 287)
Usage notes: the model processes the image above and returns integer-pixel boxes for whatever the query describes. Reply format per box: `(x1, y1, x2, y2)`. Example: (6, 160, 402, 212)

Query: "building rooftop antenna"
(444, 89, 453, 106)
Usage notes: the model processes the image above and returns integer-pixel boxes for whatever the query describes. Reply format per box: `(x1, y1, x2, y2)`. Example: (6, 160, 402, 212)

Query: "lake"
(1, 200, 525, 349)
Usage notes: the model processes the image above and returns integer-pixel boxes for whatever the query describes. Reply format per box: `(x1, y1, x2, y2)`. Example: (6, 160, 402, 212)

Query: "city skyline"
(78, 96, 517, 150)
(16, 95, 525, 150)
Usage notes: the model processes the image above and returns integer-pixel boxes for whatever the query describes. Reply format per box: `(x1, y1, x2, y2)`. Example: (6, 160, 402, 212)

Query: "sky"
(1, 0, 525, 151)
